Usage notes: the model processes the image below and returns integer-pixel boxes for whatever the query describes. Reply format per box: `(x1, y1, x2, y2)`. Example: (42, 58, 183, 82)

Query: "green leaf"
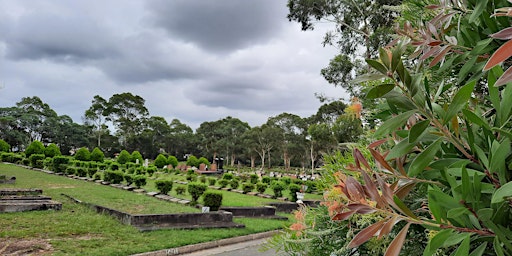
(458, 56, 477, 83)
(499, 83, 512, 125)
(408, 120, 430, 144)
(470, 38, 493, 55)
(386, 138, 416, 160)
(469, 242, 487, 256)
(447, 207, 471, 219)
(469, 0, 487, 23)
(494, 237, 505, 256)
(366, 84, 395, 99)
(489, 138, 510, 185)
(477, 208, 493, 221)
(408, 138, 442, 177)
(375, 110, 417, 138)
(444, 80, 476, 123)
(453, 235, 471, 256)
(393, 195, 418, 219)
(491, 181, 512, 203)
(353, 73, 387, 84)
(424, 229, 453, 255)
(462, 109, 491, 130)
(379, 47, 391, 69)
(366, 59, 388, 75)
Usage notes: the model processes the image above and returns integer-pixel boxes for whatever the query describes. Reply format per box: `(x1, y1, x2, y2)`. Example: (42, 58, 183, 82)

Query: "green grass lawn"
(0, 163, 292, 255)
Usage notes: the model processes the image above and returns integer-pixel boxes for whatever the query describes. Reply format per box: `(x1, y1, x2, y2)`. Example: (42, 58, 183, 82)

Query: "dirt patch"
(46, 184, 76, 189)
(0, 238, 53, 256)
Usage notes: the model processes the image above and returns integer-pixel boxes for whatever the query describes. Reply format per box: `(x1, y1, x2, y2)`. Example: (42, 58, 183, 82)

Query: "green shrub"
(87, 167, 98, 178)
(187, 182, 208, 202)
(130, 150, 143, 164)
(134, 167, 145, 175)
(21, 158, 30, 166)
(208, 178, 217, 186)
(250, 174, 259, 184)
(280, 176, 292, 186)
(199, 176, 207, 183)
(288, 183, 301, 201)
(242, 183, 254, 194)
(167, 155, 178, 169)
(110, 162, 121, 170)
(175, 185, 186, 195)
(218, 179, 229, 188)
(261, 176, 271, 184)
(203, 191, 223, 211)
(124, 174, 134, 185)
(186, 174, 197, 182)
(155, 180, 173, 195)
(0, 139, 10, 152)
(92, 172, 102, 180)
(256, 182, 268, 194)
(222, 173, 234, 180)
(146, 166, 157, 176)
(186, 155, 199, 167)
(75, 167, 87, 177)
(29, 154, 45, 169)
(271, 181, 286, 198)
(74, 147, 91, 161)
(104, 170, 124, 184)
(133, 175, 147, 188)
(305, 180, 317, 193)
(44, 143, 61, 158)
(65, 167, 76, 175)
(43, 157, 53, 170)
(25, 141, 44, 157)
(197, 157, 209, 166)
(52, 156, 70, 173)
(117, 150, 131, 164)
(229, 179, 239, 190)
(90, 147, 105, 162)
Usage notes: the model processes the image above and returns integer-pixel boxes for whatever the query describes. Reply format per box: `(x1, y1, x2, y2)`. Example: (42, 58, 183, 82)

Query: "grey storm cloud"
(147, 0, 287, 53)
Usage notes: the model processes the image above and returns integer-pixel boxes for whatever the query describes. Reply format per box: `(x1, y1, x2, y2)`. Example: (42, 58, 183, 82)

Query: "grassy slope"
(0, 164, 291, 255)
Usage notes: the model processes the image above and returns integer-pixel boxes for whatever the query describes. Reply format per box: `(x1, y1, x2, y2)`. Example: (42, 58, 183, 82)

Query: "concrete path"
(179, 238, 276, 256)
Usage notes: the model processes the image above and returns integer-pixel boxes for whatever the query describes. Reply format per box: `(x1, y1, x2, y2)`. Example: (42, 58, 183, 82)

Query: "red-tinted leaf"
(332, 211, 355, 221)
(426, 5, 440, 9)
(483, 39, 512, 71)
(384, 223, 411, 256)
(428, 40, 442, 46)
(347, 204, 376, 214)
(394, 180, 417, 199)
(375, 174, 394, 205)
(491, 27, 512, 40)
(420, 46, 441, 61)
(368, 138, 389, 149)
(353, 148, 371, 170)
(378, 216, 400, 239)
(429, 45, 451, 68)
(495, 65, 512, 86)
(348, 219, 387, 248)
(346, 176, 365, 202)
(369, 148, 395, 173)
(361, 169, 387, 208)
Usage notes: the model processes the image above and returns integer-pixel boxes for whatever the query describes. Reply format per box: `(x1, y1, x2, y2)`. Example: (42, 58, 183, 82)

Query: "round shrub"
(186, 155, 199, 167)
(133, 175, 147, 188)
(208, 178, 217, 186)
(289, 183, 302, 201)
(29, 154, 45, 169)
(0, 139, 10, 152)
(52, 156, 70, 173)
(117, 150, 131, 164)
(186, 174, 197, 182)
(203, 191, 223, 211)
(75, 167, 87, 177)
(155, 180, 173, 195)
(199, 176, 207, 183)
(198, 157, 209, 166)
(261, 176, 271, 184)
(218, 179, 229, 188)
(44, 143, 61, 158)
(256, 182, 268, 194)
(280, 176, 292, 186)
(222, 173, 234, 180)
(90, 147, 105, 162)
(250, 174, 259, 184)
(92, 172, 102, 180)
(242, 183, 254, 194)
(175, 185, 186, 195)
(110, 162, 121, 170)
(43, 157, 53, 170)
(146, 166, 157, 176)
(74, 147, 91, 161)
(271, 181, 286, 198)
(25, 141, 45, 157)
(154, 154, 168, 168)
(130, 150, 143, 164)
(104, 170, 124, 184)
(229, 179, 239, 190)
(167, 155, 178, 169)
(87, 167, 98, 178)
(187, 182, 208, 202)
(124, 174, 134, 185)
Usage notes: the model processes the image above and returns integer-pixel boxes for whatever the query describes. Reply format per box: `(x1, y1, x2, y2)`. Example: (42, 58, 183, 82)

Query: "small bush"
(188, 182, 208, 202)
(222, 173, 234, 180)
(186, 155, 199, 167)
(146, 166, 157, 176)
(75, 167, 87, 177)
(104, 170, 124, 184)
(154, 154, 168, 168)
(175, 185, 186, 195)
(199, 176, 207, 183)
(117, 150, 131, 164)
(256, 182, 268, 194)
(203, 191, 223, 211)
(43, 157, 53, 170)
(288, 183, 302, 201)
(261, 176, 271, 184)
(229, 179, 239, 190)
(90, 147, 105, 162)
(280, 176, 292, 186)
(250, 174, 259, 184)
(92, 172, 102, 180)
(133, 175, 147, 188)
(167, 155, 178, 169)
(130, 151, 143, 164)
(271, 181, 286, 198)
(0, 139, 10, 152)
(74, 147, 91, 161)
(186, 174, 197, 182)
(155, 180, 173, 195)
(124, 174, 134, 185)
(242, 183, 254, 194)
(208, 178, 217, 186)
(218, 179, 229, 188)
(305, 180, 317, 193)
(44, 143, 61, 158)
(110, 162, 121, 170)
(52, 156, 70, 173)
(87, 167, 98, 178)
(25, 141, 44, 157)
(29, 154, 45, 169)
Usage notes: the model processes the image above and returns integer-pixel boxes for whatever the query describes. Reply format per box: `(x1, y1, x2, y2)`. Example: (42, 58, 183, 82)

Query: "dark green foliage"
(280, 176, 292, 186)
(175, 185, 186, 195)
(288, 183, 301, 201)
(109, 162, 120, 170)
(218, 179, 229, 188)
(261, 176, 271, 184)
(146, 166, 156, 176)
(186, 173, 197, 182)
(75, 167, 87, 177)
(250, 174, 259, 184)
(256, 182, 268, 194)
(167, 155, 178, 169)
(117, 150, 130, 164)
(186, 155, 199, 167)
(242, 183, 254, 194)
(222, 173, 233, 180)
(90, 147, 105, 162)
(229, 179, 239, 189)
(197, 157, 209, 166)
(43, 157, 52, 170)
(271, 181, 286, 198)
(52, 156, 69, 173)
(29, 154, 45, 169)
(97, 163, 107, 170)
(44, 143, 61, 157)
(133, 175, 146, 188)
(134, 167, 145, 175)
(74, 147, 91, 161)
(187, 182, 208, 202)
(203, 191, 223, 211)
(0, 139, 10, 152)
(103, 170, 124, 184)
(92, 172, 102, 180)
(305, 180, 317, 193)
(124, 174, 134, 185)
(130, 150, 143, 164)
(87, 167, 97, 178)
(155, 180, 173, 195)
(154, 154, 168, 168)
(199, 176, 207, 183)
(208, 177, 217, 186)
(25, 141, 45, 157)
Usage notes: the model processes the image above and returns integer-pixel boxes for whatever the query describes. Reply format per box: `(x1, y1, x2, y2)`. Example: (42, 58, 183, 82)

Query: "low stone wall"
(219, 206, 287, 220)
(62, 194, 244, 231)
(267, 200, 321, 213)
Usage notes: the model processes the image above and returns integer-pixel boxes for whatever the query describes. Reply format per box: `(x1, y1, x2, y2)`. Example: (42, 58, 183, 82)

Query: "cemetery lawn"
(0, 163, 292, 255)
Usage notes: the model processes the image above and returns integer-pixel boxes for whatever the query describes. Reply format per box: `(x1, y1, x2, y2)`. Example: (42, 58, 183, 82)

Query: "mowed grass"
(0, 163, 292, 255)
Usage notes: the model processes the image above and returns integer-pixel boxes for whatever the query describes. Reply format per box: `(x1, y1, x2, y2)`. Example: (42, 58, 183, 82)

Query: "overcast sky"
(0, 0, 347, 129)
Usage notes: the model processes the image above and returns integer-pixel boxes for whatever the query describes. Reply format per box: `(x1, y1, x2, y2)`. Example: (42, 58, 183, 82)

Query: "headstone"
(199, 163, 206, 171)
(202, 207, 210, 213)
(144, 159, 149, 168)
(210, 163, 217, 172)
(136, 159, 139, 165)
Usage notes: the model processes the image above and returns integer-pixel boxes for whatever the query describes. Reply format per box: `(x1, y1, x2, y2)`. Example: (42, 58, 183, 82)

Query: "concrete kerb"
(130, 230, 280, 256)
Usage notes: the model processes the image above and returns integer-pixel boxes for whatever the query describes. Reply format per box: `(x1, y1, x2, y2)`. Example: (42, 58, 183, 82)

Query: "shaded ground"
(0, 238, 53, 255)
